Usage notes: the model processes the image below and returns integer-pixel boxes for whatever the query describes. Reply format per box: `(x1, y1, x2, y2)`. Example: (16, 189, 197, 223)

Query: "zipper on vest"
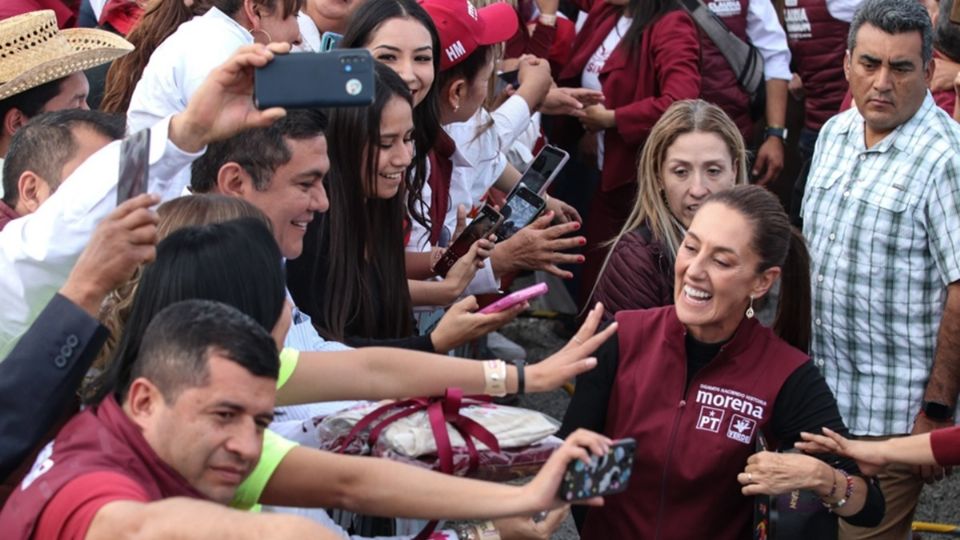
(653, 398, 686, 540)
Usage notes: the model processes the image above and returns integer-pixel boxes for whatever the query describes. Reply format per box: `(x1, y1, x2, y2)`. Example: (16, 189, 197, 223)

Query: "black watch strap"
(921, 400, 954, 421)
(765, 126, 788, 141)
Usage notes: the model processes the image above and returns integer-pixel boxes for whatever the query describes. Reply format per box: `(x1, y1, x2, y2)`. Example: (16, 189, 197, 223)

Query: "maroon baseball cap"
(419, 0, 518, 70)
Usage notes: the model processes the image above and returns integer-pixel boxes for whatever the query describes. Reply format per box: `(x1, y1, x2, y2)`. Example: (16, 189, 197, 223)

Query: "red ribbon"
(336, 388, 502, 539)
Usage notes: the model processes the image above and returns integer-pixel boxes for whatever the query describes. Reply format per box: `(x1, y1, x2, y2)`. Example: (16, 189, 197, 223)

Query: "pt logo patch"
(726, 414, 757, 445)
(696, 405, 725, 433)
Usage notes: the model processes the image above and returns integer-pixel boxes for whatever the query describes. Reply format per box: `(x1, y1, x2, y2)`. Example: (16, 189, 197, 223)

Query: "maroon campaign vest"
(0, 397, 203, 540)
(581, 306, 808, 540)
(785, 0, 849, 131)
(698, 0, 753, 139)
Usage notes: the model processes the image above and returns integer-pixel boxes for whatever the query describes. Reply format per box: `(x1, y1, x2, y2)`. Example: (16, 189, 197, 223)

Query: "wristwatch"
(921, 400, 955, 421)
(764, 126, 788, 141)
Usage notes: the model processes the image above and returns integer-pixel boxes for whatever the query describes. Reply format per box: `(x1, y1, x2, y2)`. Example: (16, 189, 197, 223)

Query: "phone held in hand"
(559, 437, 636, 501)
(320, 31, 343, 51)
(496, 184, 546, 242)
(479, 282, 549, 314)
(254, 49, 375, 109)
(433, 205, 504, 278)
(494, 69, 520, 95)
(510, 145, 570, 196)
(117, 129, 150, 205)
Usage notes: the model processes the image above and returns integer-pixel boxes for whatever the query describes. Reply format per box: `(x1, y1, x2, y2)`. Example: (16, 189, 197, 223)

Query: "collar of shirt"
(203, 6, 254, 42)
(296, 11, 321, 52)
(835, 91, 938, 154)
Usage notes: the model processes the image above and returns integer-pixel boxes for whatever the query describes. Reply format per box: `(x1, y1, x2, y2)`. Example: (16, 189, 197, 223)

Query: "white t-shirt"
(581, 15, 631, 170)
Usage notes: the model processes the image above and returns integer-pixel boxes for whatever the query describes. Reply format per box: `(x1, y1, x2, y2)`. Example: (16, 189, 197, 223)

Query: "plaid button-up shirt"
(802, 94, 960, 436)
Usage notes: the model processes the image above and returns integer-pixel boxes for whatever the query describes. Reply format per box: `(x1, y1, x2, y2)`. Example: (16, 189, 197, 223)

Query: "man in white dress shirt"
(0, 43, 293, 358)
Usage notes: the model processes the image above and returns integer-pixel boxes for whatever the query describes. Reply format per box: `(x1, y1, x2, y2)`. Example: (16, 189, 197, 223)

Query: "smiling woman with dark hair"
(561, 185, 885, 539)
(287, 62, 516, 353)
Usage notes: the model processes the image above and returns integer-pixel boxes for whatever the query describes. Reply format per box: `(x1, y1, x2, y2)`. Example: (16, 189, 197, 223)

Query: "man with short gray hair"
(801, 0, 960, 537)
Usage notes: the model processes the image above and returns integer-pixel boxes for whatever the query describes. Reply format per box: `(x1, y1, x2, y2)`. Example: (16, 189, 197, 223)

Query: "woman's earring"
(250, 27, 273, 43)
(453, 102, 460, 113)
(745, 295, 755, 319)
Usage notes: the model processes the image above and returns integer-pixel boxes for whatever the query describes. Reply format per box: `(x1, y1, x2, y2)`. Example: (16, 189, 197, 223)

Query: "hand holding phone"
(479, 283, 548, 314)
(434, 206, 503, 278)
(255, 49, 375, 109)
(496, 185, 546, 242)
(559, 437, 636, 501)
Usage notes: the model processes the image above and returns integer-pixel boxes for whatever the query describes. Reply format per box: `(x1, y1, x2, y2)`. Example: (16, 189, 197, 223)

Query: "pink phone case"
(479, 283, 549, 314)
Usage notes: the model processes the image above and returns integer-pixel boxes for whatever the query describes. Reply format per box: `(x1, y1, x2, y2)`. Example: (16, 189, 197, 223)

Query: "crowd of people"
(0, 0, 958, 538)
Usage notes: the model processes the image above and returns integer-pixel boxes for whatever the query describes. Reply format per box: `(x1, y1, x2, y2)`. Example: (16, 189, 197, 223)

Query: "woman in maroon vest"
(588, 100, 748, 320)
(561, 185, 885, 539)
(552, 0, 701, 308)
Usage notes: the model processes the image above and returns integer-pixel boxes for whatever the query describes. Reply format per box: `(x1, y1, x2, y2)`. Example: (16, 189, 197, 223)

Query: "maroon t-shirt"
(34, 471, 150, 539)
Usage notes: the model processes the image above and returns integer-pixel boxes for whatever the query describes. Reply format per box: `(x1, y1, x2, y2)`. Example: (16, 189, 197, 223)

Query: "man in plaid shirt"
(802, 0, 960, 538)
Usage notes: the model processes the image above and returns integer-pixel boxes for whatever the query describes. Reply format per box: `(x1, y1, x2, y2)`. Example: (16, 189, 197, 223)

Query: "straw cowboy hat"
(0, 10, 134, 101)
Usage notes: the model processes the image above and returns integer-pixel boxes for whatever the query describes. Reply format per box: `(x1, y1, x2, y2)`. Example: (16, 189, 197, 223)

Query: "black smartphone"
(433, 205, 504, 278)
(255, 49, 375, 109)
(511, 145, 570, 196)
(559, 437, 636, 501)
(498, 69, 519, 87)
(496, 184, 546, 242)
(117, 128, 150, 205)
(320, 31, 343, 51)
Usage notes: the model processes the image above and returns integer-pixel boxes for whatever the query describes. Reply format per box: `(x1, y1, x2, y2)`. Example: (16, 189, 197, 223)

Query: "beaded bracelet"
(822, 468, 854, 510)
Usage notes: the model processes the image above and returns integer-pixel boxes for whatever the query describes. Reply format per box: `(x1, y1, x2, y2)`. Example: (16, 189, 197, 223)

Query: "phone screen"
(517, 146, 568, 194)
(498, 188, 544, 240)
(117, 129, 150, 205)
(434, 207, 503, 277)
(449, 209, 500, 258)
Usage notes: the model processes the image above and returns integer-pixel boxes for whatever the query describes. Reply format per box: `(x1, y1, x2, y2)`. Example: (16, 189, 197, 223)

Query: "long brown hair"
(705, 185, 811, 352)
(286, 64, 416, 342)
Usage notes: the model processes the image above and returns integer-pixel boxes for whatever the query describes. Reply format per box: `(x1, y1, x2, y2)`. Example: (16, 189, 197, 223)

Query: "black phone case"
(559, 438, 636, 501)
(255, 49, 375, 109)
